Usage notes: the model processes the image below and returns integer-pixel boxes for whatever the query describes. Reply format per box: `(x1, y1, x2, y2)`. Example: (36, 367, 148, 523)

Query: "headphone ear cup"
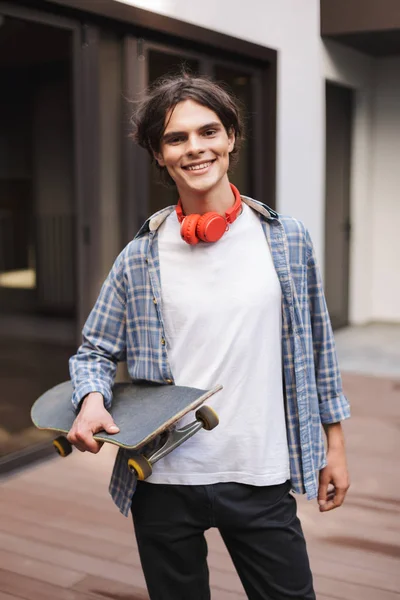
(197, 212, 227, 243)
(180, 214, 201, 245)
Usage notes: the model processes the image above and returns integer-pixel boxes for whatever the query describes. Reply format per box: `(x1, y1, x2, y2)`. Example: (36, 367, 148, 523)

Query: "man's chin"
(180, 175, 223, 195)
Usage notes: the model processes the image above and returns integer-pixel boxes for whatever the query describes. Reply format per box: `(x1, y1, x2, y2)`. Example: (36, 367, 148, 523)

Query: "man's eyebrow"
(162, 122, 222, 141)
(198, 121, 222, 130)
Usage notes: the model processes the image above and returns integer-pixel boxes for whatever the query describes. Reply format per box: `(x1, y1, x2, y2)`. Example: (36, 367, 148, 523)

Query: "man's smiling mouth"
(183, 160, 216, 171)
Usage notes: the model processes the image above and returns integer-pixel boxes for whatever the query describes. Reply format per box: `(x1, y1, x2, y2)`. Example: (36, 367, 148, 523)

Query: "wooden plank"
(4, 478, 112, 512)
(0, 489, 130, 536)
(5, 470, 112, 508)
(7, 445, 116, 490)
(0, 500, 134, 548)
(113, 546, 141, 566)
(0, 513, 127, 561)
(209, 568, 245, 595)
(0, 549, 84, 588)
(314, 574, 400, 600)
(307, 540, 400, 577)
(0, 592, 23, 600)
(206, 528, 229, 553)
(0, 569, 96, 600)
(209, 592, 246, 600)
(0, 593, 21, 600)
(0, 532, 146, 588)
(309, 555, 399, 593)
(73, 575, 148, 599)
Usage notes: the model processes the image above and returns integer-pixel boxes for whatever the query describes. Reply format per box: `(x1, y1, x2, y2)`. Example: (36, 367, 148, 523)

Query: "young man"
(68, 74, 350, 600)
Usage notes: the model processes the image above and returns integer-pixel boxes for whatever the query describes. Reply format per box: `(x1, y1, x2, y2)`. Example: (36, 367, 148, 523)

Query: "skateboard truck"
(127, 405, 219, 480)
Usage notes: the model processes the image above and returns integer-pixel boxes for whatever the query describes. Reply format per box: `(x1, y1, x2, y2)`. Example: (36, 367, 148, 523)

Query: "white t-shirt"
(147, 202, 290, 486)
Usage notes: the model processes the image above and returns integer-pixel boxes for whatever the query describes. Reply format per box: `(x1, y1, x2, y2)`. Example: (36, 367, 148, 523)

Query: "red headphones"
(175, 184, 242, 245)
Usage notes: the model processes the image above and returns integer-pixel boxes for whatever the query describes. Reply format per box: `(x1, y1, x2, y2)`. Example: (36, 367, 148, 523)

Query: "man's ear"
(153, 151, 165, 167)
(228, 128, 235, 153)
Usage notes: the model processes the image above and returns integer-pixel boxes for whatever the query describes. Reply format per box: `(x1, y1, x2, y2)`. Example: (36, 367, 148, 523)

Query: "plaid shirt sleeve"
(69, 251, 127, 410)
(306, 230, 351, 424)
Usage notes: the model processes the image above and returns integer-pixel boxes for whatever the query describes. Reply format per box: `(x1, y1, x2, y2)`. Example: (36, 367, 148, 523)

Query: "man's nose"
(186, 134, 205, 155)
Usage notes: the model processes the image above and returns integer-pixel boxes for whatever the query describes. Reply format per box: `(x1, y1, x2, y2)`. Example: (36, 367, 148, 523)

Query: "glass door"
(0, 10, 79, 459)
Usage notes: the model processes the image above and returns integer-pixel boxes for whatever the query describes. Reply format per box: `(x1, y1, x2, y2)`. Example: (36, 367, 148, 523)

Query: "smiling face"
(154, 99, 235, 198)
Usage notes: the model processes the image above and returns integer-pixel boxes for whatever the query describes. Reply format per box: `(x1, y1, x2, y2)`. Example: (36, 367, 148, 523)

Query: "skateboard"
(31, 381, 221, 480)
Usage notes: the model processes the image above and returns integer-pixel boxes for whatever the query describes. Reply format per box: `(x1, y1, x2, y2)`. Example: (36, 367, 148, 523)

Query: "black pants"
(131, 480, 315, 600)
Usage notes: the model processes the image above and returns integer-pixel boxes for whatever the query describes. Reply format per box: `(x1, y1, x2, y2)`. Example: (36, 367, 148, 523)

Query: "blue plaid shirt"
(70, 196, 350, 517)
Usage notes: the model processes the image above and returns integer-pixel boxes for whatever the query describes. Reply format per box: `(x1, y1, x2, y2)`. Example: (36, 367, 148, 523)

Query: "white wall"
(370, 57, 400, 322)
(116, 0, 325, 262)
(323, 41, 400, 324)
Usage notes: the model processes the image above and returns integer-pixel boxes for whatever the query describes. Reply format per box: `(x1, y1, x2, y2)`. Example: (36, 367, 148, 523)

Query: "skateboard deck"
(31, 381, 222, 479)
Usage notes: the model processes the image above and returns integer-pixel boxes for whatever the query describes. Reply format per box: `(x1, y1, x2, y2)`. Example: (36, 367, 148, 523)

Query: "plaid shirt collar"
(135, 196, 279, 239)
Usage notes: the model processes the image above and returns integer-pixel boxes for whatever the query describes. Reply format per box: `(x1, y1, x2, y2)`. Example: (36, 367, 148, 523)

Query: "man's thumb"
(104, 421, 120, 434)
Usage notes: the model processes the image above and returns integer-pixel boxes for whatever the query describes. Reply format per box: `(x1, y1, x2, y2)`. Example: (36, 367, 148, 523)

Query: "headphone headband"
(225, 184, 242, 224)
(176, 183, 242, 224)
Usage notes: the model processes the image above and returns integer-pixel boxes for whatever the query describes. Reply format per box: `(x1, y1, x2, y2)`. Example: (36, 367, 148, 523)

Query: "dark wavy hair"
(131, 72, 244, 182)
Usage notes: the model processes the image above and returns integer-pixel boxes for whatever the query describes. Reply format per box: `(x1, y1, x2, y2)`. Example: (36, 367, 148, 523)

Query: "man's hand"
(67, 392, 120, 453)
(318, 422, 350, 512)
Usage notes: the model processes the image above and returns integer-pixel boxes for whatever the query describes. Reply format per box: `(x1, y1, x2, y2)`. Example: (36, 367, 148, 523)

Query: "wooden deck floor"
(0, 372, 399, 599)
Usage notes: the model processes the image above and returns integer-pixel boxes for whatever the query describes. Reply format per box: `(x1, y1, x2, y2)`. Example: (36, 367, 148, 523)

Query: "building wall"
(323, 41, 400, 324)
(370, 57, 400, 322)
(115, 0, 325, 263)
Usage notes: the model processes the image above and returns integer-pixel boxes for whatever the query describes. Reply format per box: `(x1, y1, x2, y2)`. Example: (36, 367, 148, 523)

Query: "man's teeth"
(186, 162, 212, 171)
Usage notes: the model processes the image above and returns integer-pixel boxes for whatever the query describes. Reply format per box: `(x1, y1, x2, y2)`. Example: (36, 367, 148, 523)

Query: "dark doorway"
(0, 13, 77, 459)
(325, 81, 353, 330)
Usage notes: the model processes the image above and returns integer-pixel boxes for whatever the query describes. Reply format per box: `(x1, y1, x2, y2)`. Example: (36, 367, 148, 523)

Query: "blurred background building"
(0, 0, 399, 466)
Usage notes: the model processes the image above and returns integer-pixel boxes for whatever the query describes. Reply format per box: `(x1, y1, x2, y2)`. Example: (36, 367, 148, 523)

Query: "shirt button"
(153, 297, 157, 304)
(161, 337, 166, 345)
(165, 378, 173, 384)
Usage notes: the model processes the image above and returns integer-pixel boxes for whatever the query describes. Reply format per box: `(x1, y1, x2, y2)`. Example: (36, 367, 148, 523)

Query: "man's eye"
(204, 129, 217, 136)
(169, 137, 182, 144)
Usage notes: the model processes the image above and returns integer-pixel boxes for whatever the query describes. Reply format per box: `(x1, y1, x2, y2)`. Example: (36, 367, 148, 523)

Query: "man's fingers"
(333, 486, 348, 507)
(319, 500, 335, 512)
(318, 475, 330, 507)
(67, 412, 119, 454)
(319, 486, 348, 512)
(67, 434, 88, 453)
(76, 431, 102, 453)
(73, 442, 87, 453)
(68, 429, 102, 454)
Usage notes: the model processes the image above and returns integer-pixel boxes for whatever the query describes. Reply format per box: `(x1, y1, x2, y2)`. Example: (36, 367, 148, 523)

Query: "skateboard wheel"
(195, 406, 219, 431)
(53, 436, 73, 458)
(128, 455, 153, 480)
